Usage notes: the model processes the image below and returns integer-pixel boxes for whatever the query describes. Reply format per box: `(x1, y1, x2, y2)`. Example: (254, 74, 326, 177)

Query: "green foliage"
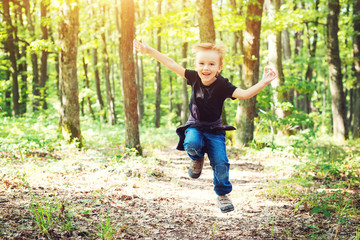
(98, 210, 118, 240)
(0, 114, 60, 156)
(29, 196, 56, 237)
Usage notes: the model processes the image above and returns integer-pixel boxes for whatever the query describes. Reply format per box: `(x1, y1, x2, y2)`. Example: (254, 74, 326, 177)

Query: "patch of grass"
(262, 133, 360, 227)
(28, 195, 78, 237)
(97, 211, 118, 240)
(28, 196, 56, 237)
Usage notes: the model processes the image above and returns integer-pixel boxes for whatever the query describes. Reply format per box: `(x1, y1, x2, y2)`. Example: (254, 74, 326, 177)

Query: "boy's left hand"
(262, 66, 277, 84)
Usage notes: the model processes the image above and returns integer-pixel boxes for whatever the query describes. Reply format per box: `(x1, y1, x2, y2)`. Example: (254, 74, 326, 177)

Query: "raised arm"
(232, 66, 277, 99)
(133, 39, 186, 79)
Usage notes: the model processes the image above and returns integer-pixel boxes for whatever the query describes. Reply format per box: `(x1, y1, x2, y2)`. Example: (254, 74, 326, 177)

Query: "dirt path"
(0, 145, 357, 239)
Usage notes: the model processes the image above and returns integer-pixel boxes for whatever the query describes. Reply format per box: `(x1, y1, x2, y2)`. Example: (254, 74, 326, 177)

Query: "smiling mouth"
(202, 72, 211, 77)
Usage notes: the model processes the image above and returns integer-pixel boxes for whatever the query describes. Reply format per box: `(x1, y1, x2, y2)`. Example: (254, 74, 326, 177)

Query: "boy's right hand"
(133, 39, 150, 54)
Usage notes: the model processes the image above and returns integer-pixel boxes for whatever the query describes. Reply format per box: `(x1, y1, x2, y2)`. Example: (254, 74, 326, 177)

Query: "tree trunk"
(327, 0, 347, 141)
(24, 0, 40, 112)
(197, 0, 230, 125)
(15, 5, 27, 115)
(352, 0, 360, 138)
(229, 0, 244, 85)
(102, 6, 116, 125)
(91, 3, 106, 122)
(266, 0, 288, 122)
(39, 0, 49, 110)
(181, 42, 189, 124)
(120, 0, 142, 154)
(155, 0, 162, 128)
(19, 45, 28, 115)
(169, 75, 173, 112)
(93, 48, 106, 122)
(282, 30, 291, 61)
(135, 52, 145, 123)
(235, 0, 264, 145)
(3, 0, 20, 116)
(81, 45, 95, 120)
(59, 0, 82, 147)
(197, 0, 216, 43)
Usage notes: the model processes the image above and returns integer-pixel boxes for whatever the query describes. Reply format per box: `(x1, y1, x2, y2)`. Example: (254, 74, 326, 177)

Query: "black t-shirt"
(185, 69, 237, 122)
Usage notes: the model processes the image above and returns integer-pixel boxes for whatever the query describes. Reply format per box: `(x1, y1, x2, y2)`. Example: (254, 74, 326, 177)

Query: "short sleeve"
(220, 77, 237, 100)
(185, 69, 199, 86)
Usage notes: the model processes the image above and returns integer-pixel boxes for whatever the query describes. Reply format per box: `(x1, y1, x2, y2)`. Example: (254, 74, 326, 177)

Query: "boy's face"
(194, 50, 222, 86)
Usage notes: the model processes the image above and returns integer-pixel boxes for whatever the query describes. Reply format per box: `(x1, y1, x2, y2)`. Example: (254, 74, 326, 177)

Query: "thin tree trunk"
(229, 0, 244, 85)
(155, 0, 162, 128)
(180, 0, 189, 125)
(24, 0, 40, 111)
(168, 75, 173, 113)
(17, 6, 27, 115)
(235, 0, 264, 145)
(181, 42, 189, 124)
(266, 0, 288, 123)
(93, 48, 106, 122)
(81, 46, 95, 120)
(120, 0, 142, 154)
(39, 0, 49, 110)
(327, 0, 347, 140)
(135, 52, 145, 123)
(3, 0, 20, 116)
(102, 6, 116, 125)
(59, 0, 82, 147)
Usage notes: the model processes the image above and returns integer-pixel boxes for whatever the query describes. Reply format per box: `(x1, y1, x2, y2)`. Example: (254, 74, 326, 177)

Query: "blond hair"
(192, 42, 226, 65)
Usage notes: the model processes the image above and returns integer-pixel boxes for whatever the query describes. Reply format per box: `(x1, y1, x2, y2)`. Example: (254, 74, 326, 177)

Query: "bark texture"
(235, 0, 264, 145)
(59, 0, 83, 147)
(120, 0, 142, 154)
(327, 0, 347, 140)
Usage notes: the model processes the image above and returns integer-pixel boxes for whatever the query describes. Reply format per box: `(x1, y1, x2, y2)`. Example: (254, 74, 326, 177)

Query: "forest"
(0, 0, 360, 239)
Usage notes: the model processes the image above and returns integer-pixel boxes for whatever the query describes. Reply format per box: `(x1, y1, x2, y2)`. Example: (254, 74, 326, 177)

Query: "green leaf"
(311, 206, 323, 214)
(323, 209, 331, 218)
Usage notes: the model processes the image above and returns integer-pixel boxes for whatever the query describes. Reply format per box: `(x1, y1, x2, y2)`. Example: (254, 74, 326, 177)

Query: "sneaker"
(217, 195, 234, 213)
(188, 158, 204, 179)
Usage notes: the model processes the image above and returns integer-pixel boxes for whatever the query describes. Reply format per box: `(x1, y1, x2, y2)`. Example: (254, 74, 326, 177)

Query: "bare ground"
(0, 144, 358, 239)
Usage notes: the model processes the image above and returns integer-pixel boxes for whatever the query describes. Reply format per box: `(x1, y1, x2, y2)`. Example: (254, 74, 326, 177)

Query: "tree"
(155, 0, 162, 128)
(266, 0, 289, 126)
(39, 0, 49, 109)
(180, 0, 189, 125)
(3, 0, 20, 116)
(196, 0, 230, 125)
(235, 0, 264, 145)
(300, 0, 319, 114)
(352, 0, 360, 138)
(326, 0, 347, 141)
(91, 1, 106, 122)
(24, 0, 40, 112)
(197, 0, 215, 43)
(120, 0, 142, 154)
(101, 5, 116, 125)
(59, 0, 83, 146)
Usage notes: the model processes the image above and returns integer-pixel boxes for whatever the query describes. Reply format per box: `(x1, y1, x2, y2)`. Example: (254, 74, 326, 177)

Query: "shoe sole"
(188, 168, 201, 179)
(220, 205, 235, 213)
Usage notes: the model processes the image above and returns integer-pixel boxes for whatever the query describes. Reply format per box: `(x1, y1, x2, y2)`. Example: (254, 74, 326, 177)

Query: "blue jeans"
(183, 127, 232, 196)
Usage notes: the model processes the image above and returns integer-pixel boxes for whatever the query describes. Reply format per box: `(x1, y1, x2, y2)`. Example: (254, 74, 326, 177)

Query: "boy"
(133, 39, 277, 213)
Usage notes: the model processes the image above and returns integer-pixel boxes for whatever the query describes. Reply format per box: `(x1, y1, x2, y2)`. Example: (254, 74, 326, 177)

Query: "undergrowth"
(1, 113, 359, 239)
(257, 130, 360, 238)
